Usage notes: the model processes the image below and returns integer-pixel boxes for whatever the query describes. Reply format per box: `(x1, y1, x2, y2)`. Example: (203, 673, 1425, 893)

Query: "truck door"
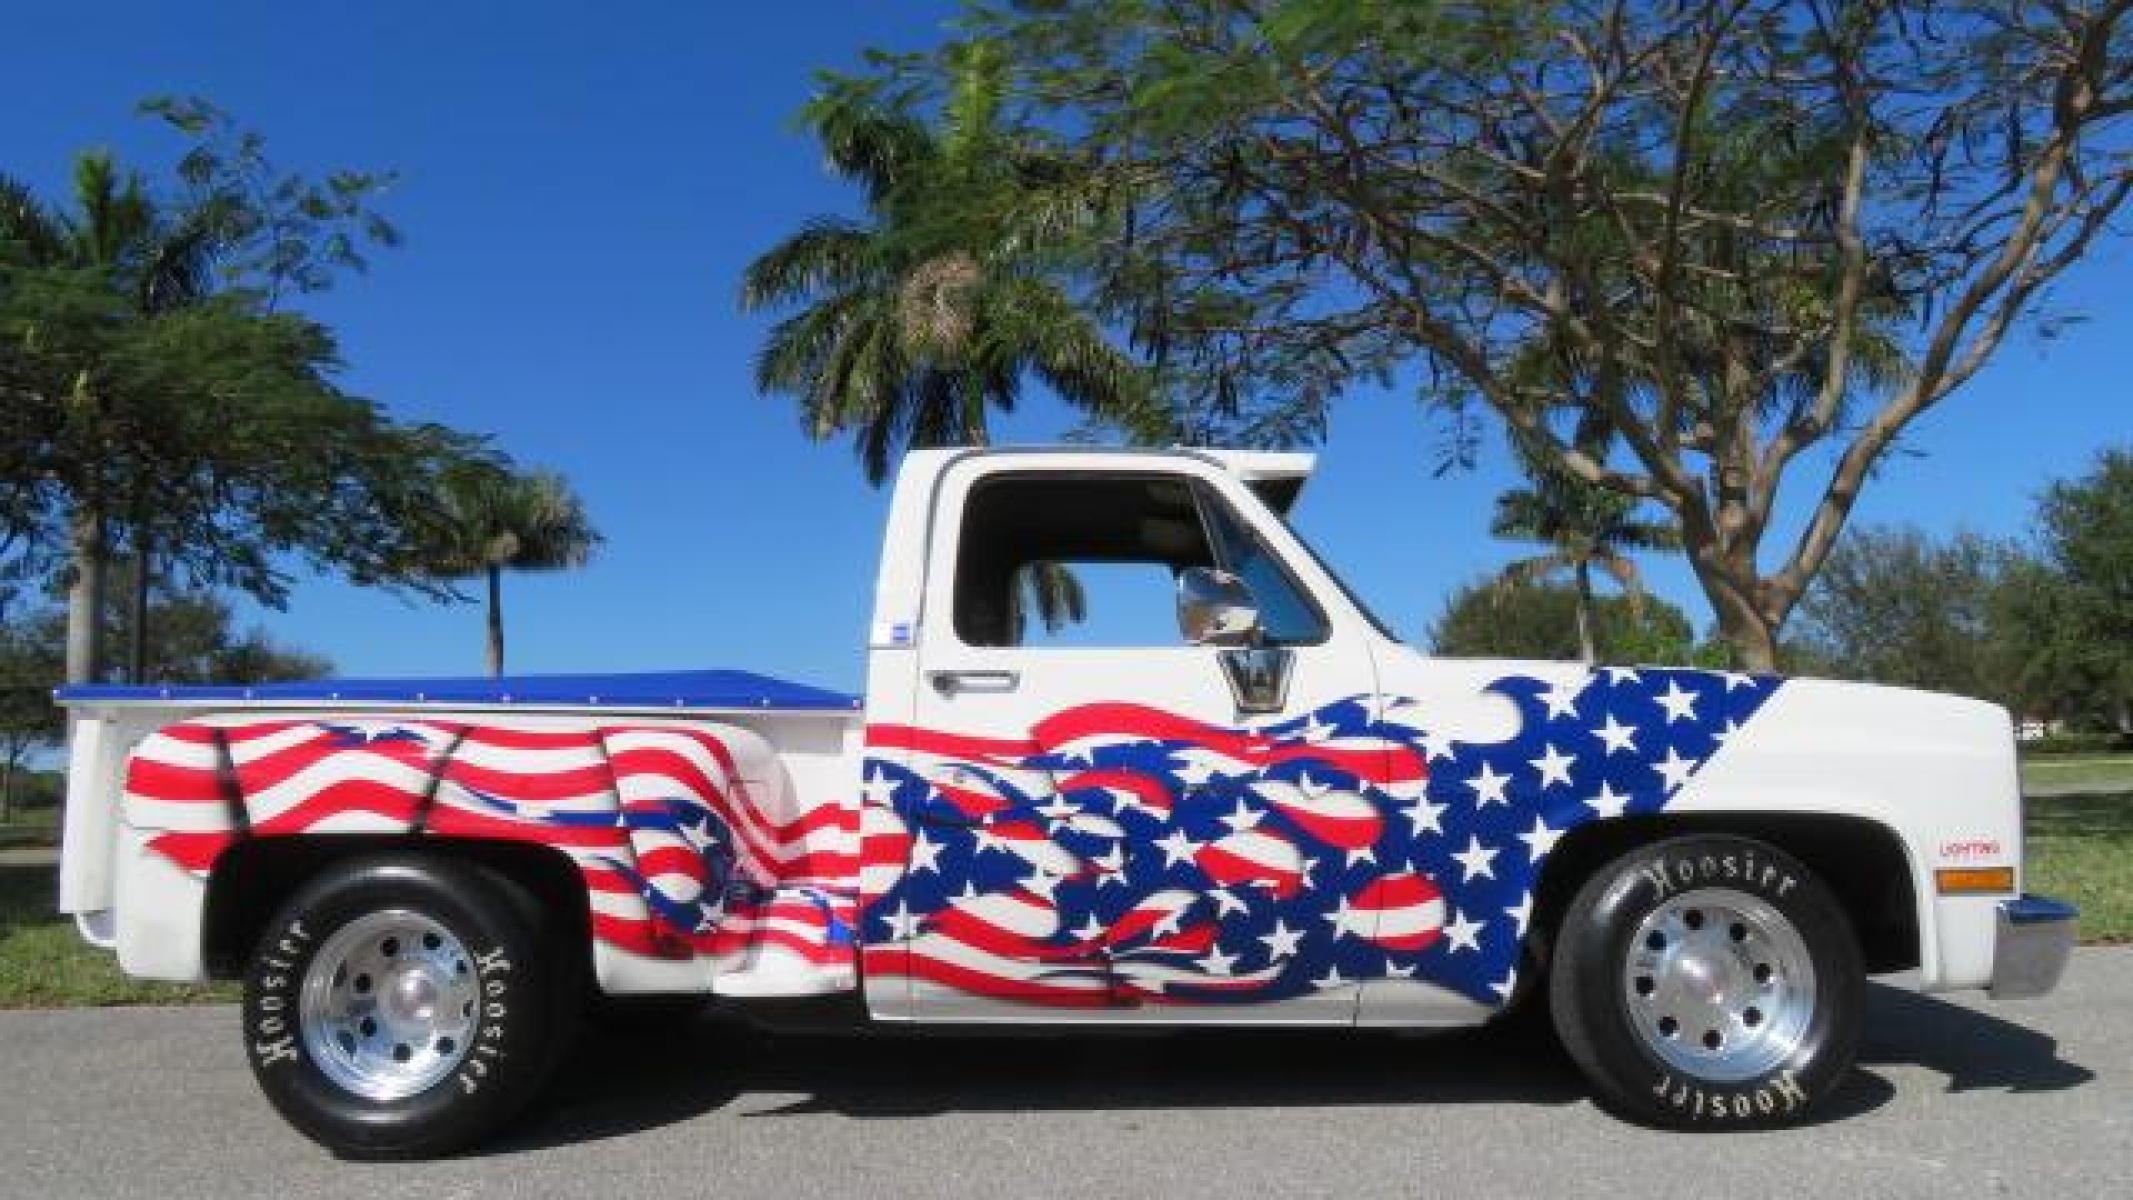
(871, 459, 1397, 1023)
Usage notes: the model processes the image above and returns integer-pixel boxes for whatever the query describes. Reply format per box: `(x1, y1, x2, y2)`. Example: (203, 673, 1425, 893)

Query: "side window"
(1196, 484, 1330, 646)
(953, 474, 1217, 648)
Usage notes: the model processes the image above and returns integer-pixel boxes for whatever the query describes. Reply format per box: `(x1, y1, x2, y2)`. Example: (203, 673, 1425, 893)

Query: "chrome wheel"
(1621, 886, 1817, 1083)
(299, 910, 479, 1101)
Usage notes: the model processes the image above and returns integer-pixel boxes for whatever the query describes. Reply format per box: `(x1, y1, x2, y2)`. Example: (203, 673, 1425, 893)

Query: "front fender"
(1673, 678, 2023, 991)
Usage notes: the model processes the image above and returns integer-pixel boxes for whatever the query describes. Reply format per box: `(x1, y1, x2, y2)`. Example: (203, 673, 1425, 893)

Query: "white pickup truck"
(56, 446, 2075, 1157)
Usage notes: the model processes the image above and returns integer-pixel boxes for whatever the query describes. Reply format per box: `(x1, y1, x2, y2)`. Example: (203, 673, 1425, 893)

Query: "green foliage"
(422, 464, 601, 582)
(1782, 449, 2133, 724)
(74, 577, 331, 686)
(1428, 578, 1704, 666)
(140, 95, 401, 305)
(1, 106, 496, 683)
(0, 617, 64, 819)
(1789, 525, 2020, 707)
(1997, 448, 2133, 730)
(837, 0, 2133, 667)
(2023, 734, 2133, 759)
(742, 40, 1165, 485)
(0, 583, 326, 818)
(1488, 433, 1680, 661)
(418, 464, 600, 675)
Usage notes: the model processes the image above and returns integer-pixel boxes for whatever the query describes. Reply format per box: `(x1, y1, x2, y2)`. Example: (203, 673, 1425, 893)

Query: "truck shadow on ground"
(493, 979, 2092, 1156)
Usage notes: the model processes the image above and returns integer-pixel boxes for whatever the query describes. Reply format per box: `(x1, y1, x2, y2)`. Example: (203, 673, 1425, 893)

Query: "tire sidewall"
(1557, 835, 1865, 1128)
(243, 858, 554, 1157)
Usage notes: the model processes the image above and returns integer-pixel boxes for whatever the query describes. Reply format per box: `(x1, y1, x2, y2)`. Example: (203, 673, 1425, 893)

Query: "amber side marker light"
(1936, 867, 2017, 895)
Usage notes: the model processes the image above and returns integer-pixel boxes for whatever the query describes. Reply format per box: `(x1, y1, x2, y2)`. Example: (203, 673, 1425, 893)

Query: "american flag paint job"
(114, 667, 1776, 1008)
(858, 668, 1781, 1009)
(121, 718, 859, 983)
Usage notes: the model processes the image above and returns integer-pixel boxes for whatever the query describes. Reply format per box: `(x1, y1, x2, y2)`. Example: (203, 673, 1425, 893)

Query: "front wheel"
(1548, 835, 1864, 1128)
(242, 855, 574, 1158)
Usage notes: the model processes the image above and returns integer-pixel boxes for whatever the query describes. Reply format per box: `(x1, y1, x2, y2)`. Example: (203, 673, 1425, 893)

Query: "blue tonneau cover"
(54, 669, 862, 713)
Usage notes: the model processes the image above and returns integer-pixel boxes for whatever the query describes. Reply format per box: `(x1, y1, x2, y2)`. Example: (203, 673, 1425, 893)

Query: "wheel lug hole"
(392, 1044, 412, 1063)
(1657, 1016, 1679, 1038)
(1753, 963, 1773, 984)
(380, 937, 400, 958)
(422, 932, 442, 951)
(1702, 1029, 1723, 1050)
(359, 1017, 376, 1037)
(353, 973, 371, 994)
(1634, 975, 1655, 997)
(436, 1037, 456, 1055)
(1743, 1006, 1763, 1028)
(1729, 922, 1748, 942)
(1645, 930, 1667, 951)
(1683, 909, 1704, 931)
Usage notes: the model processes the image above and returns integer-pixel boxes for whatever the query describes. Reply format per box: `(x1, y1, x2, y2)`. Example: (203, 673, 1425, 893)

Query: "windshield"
(1265, 503, 1404, 644)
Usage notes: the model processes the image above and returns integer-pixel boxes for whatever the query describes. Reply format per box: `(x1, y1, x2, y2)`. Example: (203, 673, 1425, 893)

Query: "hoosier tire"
(1548, 835, 1865, 1129)
(241, 855, 576, 1158)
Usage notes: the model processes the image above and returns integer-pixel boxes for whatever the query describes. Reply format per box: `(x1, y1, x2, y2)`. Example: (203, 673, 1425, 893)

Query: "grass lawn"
(0, 805, 60, 849)
(2026, 791, 2133, 945)
(0, 859, 235, 1008)
(2020, 753, 2133, 795)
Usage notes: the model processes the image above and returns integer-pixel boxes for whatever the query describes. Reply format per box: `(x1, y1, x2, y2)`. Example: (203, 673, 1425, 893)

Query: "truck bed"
(56, 669, 868, 999)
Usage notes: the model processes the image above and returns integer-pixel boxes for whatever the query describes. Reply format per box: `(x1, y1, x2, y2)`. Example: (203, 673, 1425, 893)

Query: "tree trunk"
(486, 565, 505, 678)
(127, 528, 151, 684)
(1573, 560, 1597, 664)
(1, 752, 14, 825)
(1711, 593, 1782, 673)
(64, 507, 107, 686)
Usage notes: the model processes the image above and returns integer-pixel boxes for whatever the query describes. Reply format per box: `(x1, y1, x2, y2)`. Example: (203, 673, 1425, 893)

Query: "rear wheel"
(242, 855, 575, 1158)
(1548, 835, 1864, 1128)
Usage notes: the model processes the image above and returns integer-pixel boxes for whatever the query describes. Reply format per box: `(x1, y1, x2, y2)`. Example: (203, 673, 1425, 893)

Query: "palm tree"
(743, 42, 1156, 634)
(1490, 441, 1682, 665)
(740, 40, 1165, 478)
(1, 154, 234, 684)
(430, 467, 601, 676)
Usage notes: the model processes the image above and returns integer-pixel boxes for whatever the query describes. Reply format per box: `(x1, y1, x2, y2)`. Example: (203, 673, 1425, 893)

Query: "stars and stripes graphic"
(858, 668, 1781, 1008)
(121, 718, 859, 987)
(115, 666, 1778, 1010)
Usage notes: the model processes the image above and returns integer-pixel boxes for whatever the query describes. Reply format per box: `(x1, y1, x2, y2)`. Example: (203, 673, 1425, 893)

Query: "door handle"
(929, 670, 1020, 696)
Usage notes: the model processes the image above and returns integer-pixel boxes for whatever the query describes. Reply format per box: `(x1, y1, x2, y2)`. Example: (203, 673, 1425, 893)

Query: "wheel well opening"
(202, 836, 593, 980)
(1529, 813, 1920, 977)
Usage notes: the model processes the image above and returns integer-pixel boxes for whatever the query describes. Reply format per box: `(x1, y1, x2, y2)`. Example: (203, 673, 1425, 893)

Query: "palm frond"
(739, 220, 882, 312)
(0, 173, 70, 264)
(995, 279, 1165, 441)
(1497, 553, 1574, 590)
(1013, 558, 1087, 637)
(802, 99, 938, 204)
(1608, 518, 1683, 552)
(138, 199, 234, 314)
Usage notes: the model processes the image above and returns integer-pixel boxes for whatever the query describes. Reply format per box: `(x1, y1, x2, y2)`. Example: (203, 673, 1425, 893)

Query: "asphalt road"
(0, 951, 2124, 1200)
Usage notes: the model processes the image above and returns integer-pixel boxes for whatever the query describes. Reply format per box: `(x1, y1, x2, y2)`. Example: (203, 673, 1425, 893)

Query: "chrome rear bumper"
(1990, 894, 2078, 999)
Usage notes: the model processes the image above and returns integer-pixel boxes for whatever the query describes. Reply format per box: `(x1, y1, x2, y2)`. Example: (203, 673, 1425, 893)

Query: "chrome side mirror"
(1177, 567, 1262, 647)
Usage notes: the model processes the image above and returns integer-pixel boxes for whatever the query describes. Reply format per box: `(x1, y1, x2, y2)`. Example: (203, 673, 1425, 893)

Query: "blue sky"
(6, 1, 2127, 691)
